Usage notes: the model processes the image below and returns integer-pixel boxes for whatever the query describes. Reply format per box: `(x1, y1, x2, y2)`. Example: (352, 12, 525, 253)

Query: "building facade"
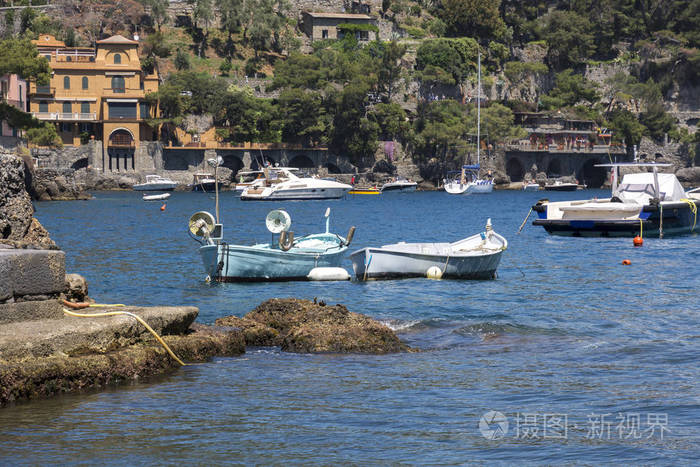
(301, 12, 377, 42)
(0, 74, 27, 139)
(28, 34, 159, 171)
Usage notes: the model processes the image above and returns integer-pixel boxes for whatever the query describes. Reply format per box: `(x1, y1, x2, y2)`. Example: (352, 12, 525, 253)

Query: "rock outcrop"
(216, 298, 411, 354)
(0, 153, 34, 241)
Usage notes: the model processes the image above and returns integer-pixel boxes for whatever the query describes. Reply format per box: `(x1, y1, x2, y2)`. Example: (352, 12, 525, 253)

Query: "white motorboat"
(133, 175, 177, 191)
(350, 219, 507, 280)
(381, 178, 417, 192)
(523, 182, 541, 191)
(142, 193, 170, 201)
(532, 163, 700, 237)
(543, 180, 581, 191)
(189, 173, 216, 192)
(240, 167, 351, 201)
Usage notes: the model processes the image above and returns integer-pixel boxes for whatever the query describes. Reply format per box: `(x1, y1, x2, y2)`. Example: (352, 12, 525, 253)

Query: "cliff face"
(0, 152, 57, 249)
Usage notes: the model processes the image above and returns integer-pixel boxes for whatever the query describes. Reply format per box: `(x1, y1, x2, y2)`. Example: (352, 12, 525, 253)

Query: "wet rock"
(64, 273, 89, 302)
(676, 167, 700, 185)
(216, 298, 411, 354)
(373, 159, 396, 174)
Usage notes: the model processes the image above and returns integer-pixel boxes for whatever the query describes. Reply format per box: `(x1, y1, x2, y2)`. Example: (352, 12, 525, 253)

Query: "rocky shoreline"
(1, 152, 412, 406)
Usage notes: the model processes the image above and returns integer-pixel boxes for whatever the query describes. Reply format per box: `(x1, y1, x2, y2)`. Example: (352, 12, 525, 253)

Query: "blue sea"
(1, 189, 699, 464)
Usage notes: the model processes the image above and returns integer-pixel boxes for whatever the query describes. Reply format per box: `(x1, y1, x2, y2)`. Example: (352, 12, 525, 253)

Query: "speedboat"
(188, 208, 355, 281)
(532, 163, 700, 237)
(240, 167, 351, 201)
(444, 165, 494, 194)
(523, 182, 541, 191)
(544, 180, 581, 191)
(189, 173, 216, 192)
(133, 175, 177, 191)
(350, 219, 507, 280)
(380, 178, 417, 192)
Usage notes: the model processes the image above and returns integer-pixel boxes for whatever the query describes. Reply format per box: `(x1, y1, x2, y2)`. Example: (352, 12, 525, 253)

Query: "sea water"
(1, 190, 698, 464)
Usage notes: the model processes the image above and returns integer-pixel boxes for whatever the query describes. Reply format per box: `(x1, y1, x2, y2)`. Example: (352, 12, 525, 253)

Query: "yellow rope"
(89, 304, 125, 307)
(62, 308, 188, 366)
(639, 218, 643, 238)
(681, 199, 698, 232)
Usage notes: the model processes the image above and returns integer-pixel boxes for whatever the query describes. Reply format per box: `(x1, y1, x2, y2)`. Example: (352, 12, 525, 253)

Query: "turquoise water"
(1, 190, 699, 464)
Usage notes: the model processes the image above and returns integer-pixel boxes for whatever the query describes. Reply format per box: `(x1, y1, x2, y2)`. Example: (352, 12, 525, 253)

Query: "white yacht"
(381, 178, 418, 192)
(240, 167, 352, 201)
(133, 175, 177, 191)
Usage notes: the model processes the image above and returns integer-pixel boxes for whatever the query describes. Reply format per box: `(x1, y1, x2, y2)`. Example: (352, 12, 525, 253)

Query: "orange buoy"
(622, 259, 631, 265)
(160, 204, 166, 211)
(633, 235, 643, 247)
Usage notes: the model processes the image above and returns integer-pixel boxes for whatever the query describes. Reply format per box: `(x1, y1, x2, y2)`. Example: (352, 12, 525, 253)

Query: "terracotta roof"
(303, 12, 373, 19)
(33, 34, 66, 47)
(96, 35, 138, 45)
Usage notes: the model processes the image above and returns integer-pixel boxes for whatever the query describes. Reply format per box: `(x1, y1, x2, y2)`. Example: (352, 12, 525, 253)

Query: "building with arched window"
(28, 34, 159, 153)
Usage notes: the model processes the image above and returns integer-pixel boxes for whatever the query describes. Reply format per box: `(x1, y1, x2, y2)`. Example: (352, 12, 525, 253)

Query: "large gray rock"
(0, 249, 66, 303)
(676, 167, 700, 185)
(0, 153, 33, 240)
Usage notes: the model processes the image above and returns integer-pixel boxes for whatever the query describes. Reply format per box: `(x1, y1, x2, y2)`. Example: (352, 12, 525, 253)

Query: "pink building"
(1, 74, 27, 137)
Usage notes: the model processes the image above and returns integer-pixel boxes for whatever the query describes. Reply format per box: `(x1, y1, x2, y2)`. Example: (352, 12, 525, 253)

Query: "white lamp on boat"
(266, 209, 291, 233)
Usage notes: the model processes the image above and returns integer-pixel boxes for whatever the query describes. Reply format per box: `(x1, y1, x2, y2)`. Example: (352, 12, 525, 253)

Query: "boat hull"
(240, 187, 349, 201)
(533, 200, 700, 237)
(544, 183, 578, 191)
(381, 184, 417, 193)
(349, 246, 504, 280)
(199, 242, 348, 281)
(191, 182, 216, 192)
(467, 180, 494, 194)
(133, 183, 176, 191)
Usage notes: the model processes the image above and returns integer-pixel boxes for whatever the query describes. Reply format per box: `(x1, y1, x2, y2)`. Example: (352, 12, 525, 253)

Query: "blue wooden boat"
(188, 208, 354, 282)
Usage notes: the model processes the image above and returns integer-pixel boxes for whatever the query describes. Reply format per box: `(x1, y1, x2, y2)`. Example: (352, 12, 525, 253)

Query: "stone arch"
(71, 157, 88, 170)
(107, 129, 135, 172)
(324, 162, 341, 174)
(506, 157, 525, 182)
(579, 159, 607, 188)
(221, 154, 244, 176)
(288, 154, 315, 169)
(546, 158, 562, 177)
(109, 127, 135, 141)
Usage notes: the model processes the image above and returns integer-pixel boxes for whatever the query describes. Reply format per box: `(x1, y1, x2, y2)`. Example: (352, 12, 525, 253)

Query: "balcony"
(31, 85, 55, 95)
(32, 112, 97, 121)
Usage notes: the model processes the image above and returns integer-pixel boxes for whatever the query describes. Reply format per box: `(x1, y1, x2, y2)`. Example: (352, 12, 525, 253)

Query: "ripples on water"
(0, 190, 698, 464)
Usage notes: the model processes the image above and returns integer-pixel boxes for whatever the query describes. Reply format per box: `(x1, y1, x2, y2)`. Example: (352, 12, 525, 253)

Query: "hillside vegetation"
(2, 0, 699, 167)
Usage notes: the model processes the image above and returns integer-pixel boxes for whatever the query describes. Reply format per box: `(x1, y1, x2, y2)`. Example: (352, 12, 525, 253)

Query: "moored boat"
(380, 178, 417, 192)
(350, 219, 507, 280)
(532, 163, 700, 237)
(543, 180, 581, 191)
(142, 193, 170, 201)
(349, 186, 381, 195)
(133, 175, 177, 191)
(240, 167, 351, 201)
(523, 182, 541, 191)
(189, 208, 355, 281)
(188, 173, 216, 192)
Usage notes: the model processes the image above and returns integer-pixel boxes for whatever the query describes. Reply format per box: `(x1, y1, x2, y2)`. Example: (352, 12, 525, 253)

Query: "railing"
(103, 87, 143, 95)
(31, 85, 55, 95)
(32, 112, 97, 121)
(108, 139, 135, 148)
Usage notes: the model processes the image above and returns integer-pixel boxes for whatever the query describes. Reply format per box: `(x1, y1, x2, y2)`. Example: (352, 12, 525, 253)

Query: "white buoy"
(307, 267, 350, 281)
(426, 266, 443, 279)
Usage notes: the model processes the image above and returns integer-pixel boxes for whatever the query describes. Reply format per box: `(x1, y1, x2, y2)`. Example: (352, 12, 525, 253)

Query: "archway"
(505, 157, 525, 182)
(288, 154, 315, 169)
(579, 159, 607, 188)
(546, 159, 562, 177)
(324, 162, 341, 174)
(107, 129, 135, 172)
(221, 154, 244, 178)
(71, 157, 88, 170)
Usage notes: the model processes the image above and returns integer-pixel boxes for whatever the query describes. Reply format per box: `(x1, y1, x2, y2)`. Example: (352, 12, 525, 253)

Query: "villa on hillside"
(301, 11, 378, 42)
(0, 74, 27, 143)
(28, 34, 159, 171)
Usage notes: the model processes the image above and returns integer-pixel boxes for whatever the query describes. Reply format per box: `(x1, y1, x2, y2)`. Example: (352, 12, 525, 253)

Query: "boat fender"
(426, 266, 443, 279)
(279, 231, 294, 251)
(345, 226, 356, 246)
(307, 267, 351, 281)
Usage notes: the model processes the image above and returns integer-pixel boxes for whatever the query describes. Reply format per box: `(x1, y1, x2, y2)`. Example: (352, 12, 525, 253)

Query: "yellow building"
(29, 34, 159, 170)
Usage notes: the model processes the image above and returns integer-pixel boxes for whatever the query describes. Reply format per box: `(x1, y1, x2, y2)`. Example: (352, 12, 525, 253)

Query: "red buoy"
(622, 259, 631, 265)
(160, 204, 166, 211)
(633, 235, 643, 247)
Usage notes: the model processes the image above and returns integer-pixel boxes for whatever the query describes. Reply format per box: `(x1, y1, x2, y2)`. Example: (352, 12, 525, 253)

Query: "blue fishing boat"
(188, 208, 355, 282)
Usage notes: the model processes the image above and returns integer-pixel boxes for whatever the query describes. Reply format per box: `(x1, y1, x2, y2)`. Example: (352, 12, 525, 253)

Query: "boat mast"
(476, 51, 480, 166)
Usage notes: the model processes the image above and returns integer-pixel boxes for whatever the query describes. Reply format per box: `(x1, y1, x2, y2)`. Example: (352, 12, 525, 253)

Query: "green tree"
(416, 38, 477, 86)
(413, 99, 470, 161)
(26, 123, 62, 148)
(540, 10, 595, 70)
(608, 109, 645, 148)
(141, 0, 169, 30)
(0, 38, 50, 85)
(477, 103, 526, 144)
(174, 49, 191, 70)
(369, 102, 410, 141)
(435, 0, 506, 40)
(540, 69, 599, 109)
(376, 41, 407, 102)
(330, 81, 379, 166)
(275, 88, 327, 146)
